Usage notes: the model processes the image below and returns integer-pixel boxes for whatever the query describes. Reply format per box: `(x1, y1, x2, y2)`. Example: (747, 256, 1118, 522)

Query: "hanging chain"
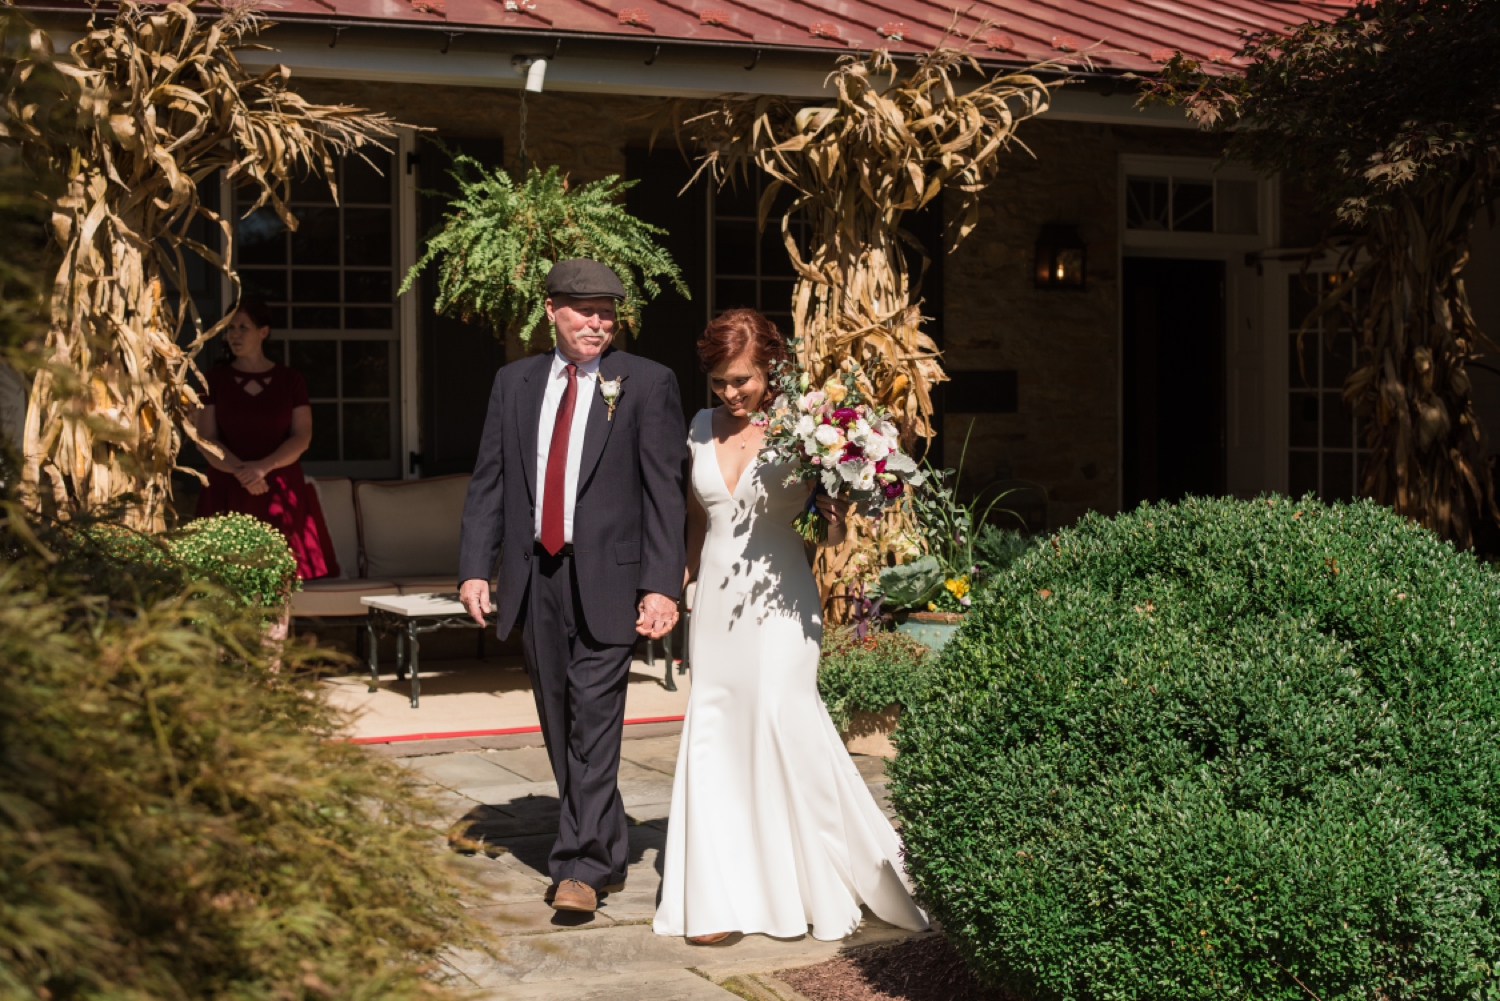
(517, 85, 528, 174)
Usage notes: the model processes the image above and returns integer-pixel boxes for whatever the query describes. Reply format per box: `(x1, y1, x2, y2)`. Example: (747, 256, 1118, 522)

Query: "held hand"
(815, 493, 851, 526)
(246, 477, 270, 496)
(636, 592, 678, 639)
(459, 578, 493, 627)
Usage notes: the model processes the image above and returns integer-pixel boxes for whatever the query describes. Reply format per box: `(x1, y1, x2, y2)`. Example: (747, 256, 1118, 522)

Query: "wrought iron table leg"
(408, 619, 421, 709)
(366, 614, 380, 692)
(395, 626, 406, 682)
(662, 626, 676, 691)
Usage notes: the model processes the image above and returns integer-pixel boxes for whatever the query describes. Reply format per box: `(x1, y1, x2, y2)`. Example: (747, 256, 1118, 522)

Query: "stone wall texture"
(299, 78, 1236, 530)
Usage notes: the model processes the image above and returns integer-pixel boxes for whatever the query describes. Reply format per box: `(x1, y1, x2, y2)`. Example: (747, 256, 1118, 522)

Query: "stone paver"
(484, 967, 741, 1000)
(385, 730, 925, 1000)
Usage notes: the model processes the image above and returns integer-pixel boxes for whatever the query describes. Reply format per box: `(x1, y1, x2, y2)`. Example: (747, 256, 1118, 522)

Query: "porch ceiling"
(24, 0, 1351, 76)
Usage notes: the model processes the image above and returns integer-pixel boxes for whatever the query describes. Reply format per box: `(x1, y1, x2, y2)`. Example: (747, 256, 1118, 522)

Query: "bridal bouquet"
(753, 362, 926, 543)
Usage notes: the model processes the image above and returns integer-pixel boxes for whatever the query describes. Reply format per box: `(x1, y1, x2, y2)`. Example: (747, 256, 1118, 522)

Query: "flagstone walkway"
(380, 729, 932, 1000)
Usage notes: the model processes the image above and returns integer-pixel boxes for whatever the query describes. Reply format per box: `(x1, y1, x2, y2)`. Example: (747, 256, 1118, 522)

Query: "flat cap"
(545, 258, 627, 300)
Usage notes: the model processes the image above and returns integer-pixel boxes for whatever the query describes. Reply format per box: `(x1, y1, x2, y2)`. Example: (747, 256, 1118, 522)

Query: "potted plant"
(876, 428, 1030, 651)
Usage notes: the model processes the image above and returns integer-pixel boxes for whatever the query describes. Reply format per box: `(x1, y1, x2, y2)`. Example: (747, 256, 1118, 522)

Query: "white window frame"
(1116, 155, 1282, 509)
(213, 132, 420, 481)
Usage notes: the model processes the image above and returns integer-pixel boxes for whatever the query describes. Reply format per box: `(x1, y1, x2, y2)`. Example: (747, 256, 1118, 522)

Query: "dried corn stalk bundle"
(1332, 165, 1499, 546)
(1, 1, 397, 531)
(683, 43, 1056, 442)
(679, 39, 1058, 616)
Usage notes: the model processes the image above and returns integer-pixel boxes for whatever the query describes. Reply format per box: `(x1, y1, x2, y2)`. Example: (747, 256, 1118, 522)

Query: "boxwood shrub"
(890, 495, 1500, 1000)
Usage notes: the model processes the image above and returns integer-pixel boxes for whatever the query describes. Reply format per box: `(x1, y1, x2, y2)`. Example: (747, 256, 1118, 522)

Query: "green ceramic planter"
(896, 611, 966, 653)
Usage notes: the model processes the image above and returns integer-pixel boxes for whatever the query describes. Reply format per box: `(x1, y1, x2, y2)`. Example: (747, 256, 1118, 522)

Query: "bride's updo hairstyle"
(697, 307, 790, 374)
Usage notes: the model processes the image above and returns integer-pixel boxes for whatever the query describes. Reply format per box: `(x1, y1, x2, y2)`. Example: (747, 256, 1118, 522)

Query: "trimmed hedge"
(818, 626, 932, 732)
(890, 496, 1500, 1001)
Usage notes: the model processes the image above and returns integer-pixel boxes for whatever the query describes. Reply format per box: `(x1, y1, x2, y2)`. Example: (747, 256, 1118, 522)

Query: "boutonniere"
(599, 374, 626, 421)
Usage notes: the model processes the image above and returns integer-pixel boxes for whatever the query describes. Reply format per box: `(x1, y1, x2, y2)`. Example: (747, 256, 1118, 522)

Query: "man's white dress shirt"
(534, 349, 599, 544)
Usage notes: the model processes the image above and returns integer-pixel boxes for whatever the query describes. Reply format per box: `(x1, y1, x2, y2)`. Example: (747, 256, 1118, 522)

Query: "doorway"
(1122, 257, 1226, 507)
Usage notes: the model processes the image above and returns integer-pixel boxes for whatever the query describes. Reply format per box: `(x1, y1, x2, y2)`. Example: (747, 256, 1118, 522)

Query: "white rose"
(813, 424, 844, 448)
(877, 419, 899, 440)
(794, 414, 816, 437)
(849, 418, 873, 444)
(851, 462, 877, 492)
(864, 434, 892, 462)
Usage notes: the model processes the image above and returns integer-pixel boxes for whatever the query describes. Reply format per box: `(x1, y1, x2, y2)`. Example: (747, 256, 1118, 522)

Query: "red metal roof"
(240, 0, 1351, 74)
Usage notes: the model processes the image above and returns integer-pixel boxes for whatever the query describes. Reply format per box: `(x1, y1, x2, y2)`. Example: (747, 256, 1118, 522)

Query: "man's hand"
(636, 592, 678, 639)
(459, 578, 493, 626)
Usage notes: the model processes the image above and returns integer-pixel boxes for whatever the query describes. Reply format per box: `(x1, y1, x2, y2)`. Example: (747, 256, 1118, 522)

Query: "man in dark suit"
(458, 259, 687, 914)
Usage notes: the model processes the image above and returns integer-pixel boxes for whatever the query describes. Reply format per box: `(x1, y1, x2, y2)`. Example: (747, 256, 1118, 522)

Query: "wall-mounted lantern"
(1034, 223, 1087, 290)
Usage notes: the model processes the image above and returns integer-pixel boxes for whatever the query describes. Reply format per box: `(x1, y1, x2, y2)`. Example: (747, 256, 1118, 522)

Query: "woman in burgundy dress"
(195, 302, 340, 580)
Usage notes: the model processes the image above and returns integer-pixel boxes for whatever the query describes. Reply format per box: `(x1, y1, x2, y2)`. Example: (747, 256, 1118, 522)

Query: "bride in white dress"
(653, 308, 929, 944)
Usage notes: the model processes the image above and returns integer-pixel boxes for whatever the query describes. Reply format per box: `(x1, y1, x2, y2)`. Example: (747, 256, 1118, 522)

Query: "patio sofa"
(291, 473, 472, 619)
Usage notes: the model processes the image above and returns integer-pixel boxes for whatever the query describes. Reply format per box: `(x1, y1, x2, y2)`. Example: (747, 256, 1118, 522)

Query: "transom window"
(1126, 175, 1259, 235)
(231, 152, 400, 479)
(1287, 272, 1370, 502)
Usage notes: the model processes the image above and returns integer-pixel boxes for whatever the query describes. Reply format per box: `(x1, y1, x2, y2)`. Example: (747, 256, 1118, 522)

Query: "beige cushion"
(311, 477, 358, 579)
(356, 474, 471, 580)
(291, 578, 399, 618)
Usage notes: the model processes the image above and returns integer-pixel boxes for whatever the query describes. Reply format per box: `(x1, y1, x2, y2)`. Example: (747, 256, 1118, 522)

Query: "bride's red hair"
(697, 308, 790, 374)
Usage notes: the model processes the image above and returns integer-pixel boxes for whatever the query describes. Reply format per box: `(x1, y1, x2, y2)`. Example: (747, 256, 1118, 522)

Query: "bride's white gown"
(652, 409, 929, 941)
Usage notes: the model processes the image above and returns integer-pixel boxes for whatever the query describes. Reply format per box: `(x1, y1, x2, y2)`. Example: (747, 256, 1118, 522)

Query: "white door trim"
(1115, 155, 1280, 507)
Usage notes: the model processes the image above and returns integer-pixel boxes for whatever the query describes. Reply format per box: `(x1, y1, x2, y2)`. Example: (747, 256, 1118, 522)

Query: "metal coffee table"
(361, 592, 492, 709)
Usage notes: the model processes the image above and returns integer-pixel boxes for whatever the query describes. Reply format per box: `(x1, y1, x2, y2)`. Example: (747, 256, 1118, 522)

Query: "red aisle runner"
(348, 714, 686, 745)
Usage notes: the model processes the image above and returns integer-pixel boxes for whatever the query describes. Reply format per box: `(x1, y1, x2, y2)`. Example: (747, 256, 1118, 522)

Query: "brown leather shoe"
(550, 879, 598, 913)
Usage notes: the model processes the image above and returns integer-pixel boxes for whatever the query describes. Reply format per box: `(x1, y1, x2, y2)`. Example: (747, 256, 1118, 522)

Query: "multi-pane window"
(1125, 175, 1259, 235)
(711, 173, 807, 332)
(1287, 273, 1370, 501)
(232, 152, 400, 478)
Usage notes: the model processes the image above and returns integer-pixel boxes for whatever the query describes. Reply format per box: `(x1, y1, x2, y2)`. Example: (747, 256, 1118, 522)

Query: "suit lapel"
(518, 352, 551, 503)
(576, 350, 618, 492)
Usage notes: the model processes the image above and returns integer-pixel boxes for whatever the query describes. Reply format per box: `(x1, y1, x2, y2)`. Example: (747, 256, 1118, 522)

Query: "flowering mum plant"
(753, 360, 925, 543)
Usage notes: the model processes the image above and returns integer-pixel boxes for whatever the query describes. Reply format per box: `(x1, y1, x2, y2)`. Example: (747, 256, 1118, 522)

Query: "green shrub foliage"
(818, 626, 931, 732)
(0, 510, 480, 999)
(82, 512, 299, 608)
(890, 496, 1500, 1001)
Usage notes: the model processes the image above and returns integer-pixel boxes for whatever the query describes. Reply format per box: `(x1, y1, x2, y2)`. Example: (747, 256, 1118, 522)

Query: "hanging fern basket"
(402, 156, 689, 345)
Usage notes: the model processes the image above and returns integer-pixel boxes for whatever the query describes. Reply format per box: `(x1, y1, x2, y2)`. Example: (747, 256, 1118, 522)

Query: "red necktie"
(540, 363, 578, 556)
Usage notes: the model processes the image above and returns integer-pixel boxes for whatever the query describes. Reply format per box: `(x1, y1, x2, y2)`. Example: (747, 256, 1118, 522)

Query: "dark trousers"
(521, 547, 634, 890)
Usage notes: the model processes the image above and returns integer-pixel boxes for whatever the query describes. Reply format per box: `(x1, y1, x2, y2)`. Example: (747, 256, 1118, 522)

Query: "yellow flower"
(927, 602, 937, 612)
(945, 576, 970, 599)
(824, 382, 848, 404)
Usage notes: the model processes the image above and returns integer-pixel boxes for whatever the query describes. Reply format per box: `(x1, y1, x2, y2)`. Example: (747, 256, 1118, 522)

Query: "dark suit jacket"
(457, 347, 688, 646)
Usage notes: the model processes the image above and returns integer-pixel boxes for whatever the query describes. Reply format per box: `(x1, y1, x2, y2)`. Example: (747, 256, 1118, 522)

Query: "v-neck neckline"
(710, 409, 759, 499)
